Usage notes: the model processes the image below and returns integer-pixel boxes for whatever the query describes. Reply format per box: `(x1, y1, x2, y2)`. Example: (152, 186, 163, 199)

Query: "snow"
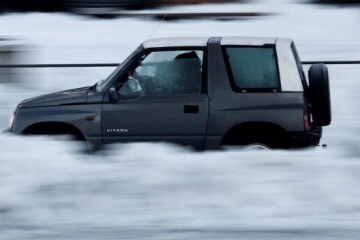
(0, 0, 360, 239)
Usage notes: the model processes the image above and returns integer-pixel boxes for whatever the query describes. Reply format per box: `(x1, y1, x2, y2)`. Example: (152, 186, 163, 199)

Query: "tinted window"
(120, 50, 203, 96)
(224, 47, 280, 92)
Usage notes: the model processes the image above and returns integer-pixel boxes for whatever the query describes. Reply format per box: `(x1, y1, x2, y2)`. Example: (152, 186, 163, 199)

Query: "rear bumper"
(288, 127, 322, 148)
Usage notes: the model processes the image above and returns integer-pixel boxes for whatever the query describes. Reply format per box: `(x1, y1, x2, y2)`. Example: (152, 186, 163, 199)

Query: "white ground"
(0, 0, 360, 239)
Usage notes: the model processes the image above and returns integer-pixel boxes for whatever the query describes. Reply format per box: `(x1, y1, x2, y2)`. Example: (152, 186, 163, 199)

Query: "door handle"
(184, 105, 199, 114)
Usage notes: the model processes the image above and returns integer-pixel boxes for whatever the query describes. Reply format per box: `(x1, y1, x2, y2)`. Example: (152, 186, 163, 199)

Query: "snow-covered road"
(0, 0, 360, 239)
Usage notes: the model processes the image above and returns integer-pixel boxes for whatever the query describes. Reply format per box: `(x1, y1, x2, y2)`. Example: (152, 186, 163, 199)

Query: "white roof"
(143, 37, 209, 48)
(221, 36, 277, 46)
(221, 37, 293, 46)
(143, 37, 293, 48)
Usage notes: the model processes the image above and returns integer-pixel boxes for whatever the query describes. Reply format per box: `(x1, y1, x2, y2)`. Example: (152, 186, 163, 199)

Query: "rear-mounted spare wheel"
(308, 63, 331, 126)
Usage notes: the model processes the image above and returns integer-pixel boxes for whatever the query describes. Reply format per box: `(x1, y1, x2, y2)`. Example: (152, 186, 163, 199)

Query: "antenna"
(147, 5, 172, 40)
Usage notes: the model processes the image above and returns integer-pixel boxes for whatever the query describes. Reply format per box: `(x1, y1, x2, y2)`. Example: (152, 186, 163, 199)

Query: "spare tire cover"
(308, 64, 331, 126)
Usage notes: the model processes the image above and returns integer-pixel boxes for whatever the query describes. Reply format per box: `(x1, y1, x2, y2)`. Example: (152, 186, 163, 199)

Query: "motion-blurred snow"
(1, 134, 360, 240)
(0, 0, 360, 239)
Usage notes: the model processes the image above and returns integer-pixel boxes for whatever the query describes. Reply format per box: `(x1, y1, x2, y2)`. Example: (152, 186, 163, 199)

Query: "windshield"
(95, 69, 117, 92)
(95, 45, 143, 92)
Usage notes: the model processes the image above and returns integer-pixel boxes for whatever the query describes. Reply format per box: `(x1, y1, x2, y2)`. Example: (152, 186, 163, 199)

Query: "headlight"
(9, 114, 14, 129)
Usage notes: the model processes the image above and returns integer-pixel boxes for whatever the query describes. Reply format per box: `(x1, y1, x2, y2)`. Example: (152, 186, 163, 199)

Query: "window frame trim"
(221, 45, 282, 93)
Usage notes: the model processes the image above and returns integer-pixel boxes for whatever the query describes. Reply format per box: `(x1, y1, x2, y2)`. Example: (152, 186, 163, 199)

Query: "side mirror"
(108, 87, 119, 102)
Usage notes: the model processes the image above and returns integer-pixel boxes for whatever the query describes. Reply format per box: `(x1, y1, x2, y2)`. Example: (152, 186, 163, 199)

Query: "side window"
(224, 47, 280, 92)
(119, 50, 203, 97)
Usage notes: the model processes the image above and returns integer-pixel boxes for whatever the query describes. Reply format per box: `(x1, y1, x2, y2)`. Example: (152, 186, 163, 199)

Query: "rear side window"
(224, 47, 280, 92)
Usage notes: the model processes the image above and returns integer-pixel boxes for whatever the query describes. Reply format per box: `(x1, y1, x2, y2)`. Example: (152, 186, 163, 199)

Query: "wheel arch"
(22, 121, 85, 140)
(221, 122, 289, 146)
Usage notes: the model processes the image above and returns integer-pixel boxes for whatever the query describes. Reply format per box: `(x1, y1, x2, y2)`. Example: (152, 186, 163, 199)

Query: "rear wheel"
(236, 134, 284, 151)
(243, 143, 271, 151)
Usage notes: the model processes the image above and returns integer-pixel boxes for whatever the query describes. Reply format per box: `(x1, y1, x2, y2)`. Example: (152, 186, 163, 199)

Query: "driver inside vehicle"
(117, 50, 203, 99)
(117, 75, 142, 100)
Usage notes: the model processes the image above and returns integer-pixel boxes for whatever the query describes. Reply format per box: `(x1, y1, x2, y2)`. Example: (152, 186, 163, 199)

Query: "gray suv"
(8, 37, 331, 150)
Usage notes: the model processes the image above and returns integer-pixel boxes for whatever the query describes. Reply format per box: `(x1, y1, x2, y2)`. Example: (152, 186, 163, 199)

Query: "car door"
(101, 49, 209, 149)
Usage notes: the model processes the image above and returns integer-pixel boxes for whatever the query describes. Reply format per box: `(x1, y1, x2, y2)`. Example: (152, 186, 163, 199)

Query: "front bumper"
(2, 129, 12, 134)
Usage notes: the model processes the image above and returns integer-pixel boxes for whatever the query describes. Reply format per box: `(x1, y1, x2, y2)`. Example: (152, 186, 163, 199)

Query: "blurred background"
(0, 0, 248, 12)
(0, 0, 360, 13)
(1, 0, 360, 239)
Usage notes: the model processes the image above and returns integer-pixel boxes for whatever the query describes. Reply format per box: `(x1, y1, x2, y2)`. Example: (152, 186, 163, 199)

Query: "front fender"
(13, 105, 102, 141)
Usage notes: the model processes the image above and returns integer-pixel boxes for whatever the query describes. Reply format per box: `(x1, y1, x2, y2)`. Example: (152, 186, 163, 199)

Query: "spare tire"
(308, 64, 331, 126)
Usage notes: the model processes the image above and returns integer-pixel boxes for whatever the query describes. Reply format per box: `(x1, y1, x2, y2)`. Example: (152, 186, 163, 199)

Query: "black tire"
(308, 64, 331, 126)
(237, 134, 284, 150)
